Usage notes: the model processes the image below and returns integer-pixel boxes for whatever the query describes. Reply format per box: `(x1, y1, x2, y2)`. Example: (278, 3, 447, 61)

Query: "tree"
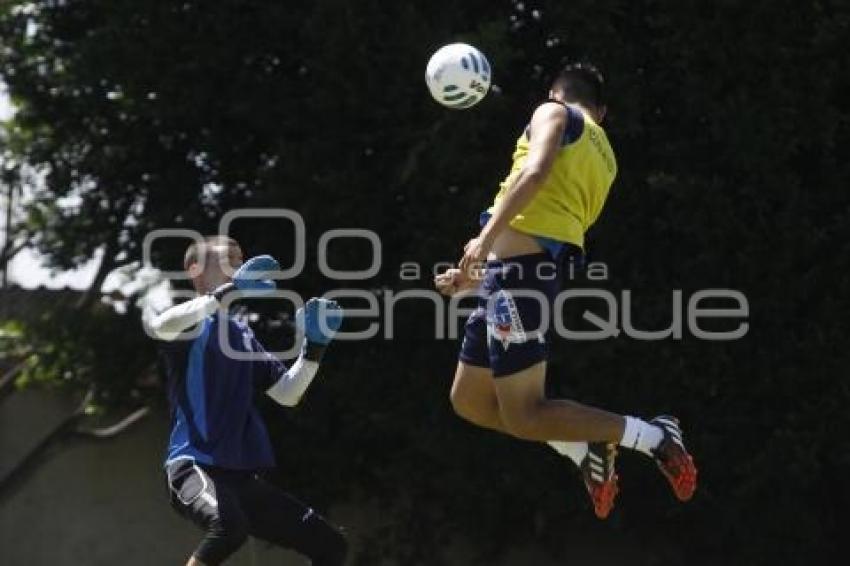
(1, 0, 848, 564)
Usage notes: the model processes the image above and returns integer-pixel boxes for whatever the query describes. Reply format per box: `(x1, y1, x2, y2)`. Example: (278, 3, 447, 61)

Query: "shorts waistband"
(485, 252, 553, 269)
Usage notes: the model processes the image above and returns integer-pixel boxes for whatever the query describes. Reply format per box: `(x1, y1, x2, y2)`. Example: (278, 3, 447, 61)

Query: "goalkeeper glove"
(296, 298, 343, 361)
(213, 254, 279, 300)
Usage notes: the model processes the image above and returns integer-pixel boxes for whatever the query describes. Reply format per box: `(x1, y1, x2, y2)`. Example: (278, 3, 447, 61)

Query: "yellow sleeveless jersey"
(487, 104, 617, 249)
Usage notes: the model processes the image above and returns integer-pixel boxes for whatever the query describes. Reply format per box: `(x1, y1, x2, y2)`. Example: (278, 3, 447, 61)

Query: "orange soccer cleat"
(581, 442, 620, 519)
(650, 416, 698, 502)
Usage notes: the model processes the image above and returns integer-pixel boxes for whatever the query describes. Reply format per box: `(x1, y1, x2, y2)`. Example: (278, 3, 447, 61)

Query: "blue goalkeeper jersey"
(160, 311, 287, 470)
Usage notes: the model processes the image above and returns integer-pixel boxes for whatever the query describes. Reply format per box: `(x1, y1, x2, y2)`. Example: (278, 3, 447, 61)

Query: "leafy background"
(1, 0, 848, 564)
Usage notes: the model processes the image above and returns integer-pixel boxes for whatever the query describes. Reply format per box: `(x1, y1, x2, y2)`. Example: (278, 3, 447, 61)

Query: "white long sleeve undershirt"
(143, 294, 219, 341)
(264, 351, 320, 407)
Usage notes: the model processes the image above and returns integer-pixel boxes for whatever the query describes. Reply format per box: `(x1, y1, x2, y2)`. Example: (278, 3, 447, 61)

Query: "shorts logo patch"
(242, 331, 254, 352)
(487, 290, 527, 349)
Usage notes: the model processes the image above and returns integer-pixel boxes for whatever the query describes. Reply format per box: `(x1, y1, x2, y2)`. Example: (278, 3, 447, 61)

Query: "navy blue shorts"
(459, 252, 563, 377)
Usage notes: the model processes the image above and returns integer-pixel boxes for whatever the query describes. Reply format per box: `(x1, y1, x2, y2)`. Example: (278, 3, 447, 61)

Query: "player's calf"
(495, 377, 625, 443)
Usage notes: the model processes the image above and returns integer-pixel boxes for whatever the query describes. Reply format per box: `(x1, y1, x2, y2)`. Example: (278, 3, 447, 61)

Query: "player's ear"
(186, 261, 203, 279)
(596, 105, 607, 123)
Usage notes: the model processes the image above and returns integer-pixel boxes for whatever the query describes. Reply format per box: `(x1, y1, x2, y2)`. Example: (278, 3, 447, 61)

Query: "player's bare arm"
(459, 102, 567, 273)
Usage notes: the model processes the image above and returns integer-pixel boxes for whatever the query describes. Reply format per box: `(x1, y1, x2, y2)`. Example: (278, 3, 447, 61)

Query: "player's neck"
(572, 103, 596, 122)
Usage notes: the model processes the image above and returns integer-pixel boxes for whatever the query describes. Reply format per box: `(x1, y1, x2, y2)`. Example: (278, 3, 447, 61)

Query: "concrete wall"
(1, 402, 634, 566)
(0, 404, 303, 565)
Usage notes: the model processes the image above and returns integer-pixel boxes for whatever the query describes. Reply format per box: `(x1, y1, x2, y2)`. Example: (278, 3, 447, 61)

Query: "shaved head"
(184, 236, 244, 293)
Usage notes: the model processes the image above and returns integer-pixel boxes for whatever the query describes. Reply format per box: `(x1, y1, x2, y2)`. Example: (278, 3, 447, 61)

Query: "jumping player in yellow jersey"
(435, 63, 697, 518)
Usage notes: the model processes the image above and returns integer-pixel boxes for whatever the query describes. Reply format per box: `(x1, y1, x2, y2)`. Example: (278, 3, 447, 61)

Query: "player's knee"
(449, 385, 470, 417)
(449, 386, 483, 423)
(199, 516, 249, 564)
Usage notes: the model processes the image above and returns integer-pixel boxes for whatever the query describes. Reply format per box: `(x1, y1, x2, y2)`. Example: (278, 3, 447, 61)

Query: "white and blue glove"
(213, 255, 279, 300)
(296, 297, 343, 360)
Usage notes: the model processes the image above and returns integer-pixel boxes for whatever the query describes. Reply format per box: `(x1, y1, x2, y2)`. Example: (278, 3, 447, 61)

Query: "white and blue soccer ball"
(425, 43, 491, 109)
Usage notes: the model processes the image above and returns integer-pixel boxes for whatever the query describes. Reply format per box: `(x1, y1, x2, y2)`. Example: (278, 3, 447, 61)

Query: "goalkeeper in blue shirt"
(145, 236, 347, 566)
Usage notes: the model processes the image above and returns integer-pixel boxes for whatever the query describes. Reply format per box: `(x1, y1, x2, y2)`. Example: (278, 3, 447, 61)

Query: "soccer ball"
(425, 43, 491, 109)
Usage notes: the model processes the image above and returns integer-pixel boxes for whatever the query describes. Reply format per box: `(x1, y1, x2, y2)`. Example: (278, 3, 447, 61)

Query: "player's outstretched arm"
(265, 298, 343, 407)
(144, 294, 219, 341)
(144, 255, 279, 341)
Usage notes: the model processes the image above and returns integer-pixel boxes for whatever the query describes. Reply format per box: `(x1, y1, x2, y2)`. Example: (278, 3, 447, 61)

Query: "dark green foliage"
(12, 295, 156, 410)
(1, 0, 848, 564)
